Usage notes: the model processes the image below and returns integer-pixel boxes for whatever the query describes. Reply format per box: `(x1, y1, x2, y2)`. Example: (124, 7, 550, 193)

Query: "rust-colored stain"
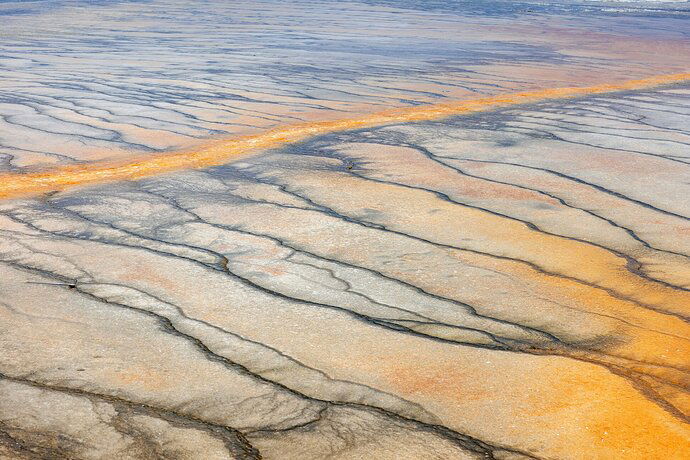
(1, 72, 688, 201)
(111, 366, 170, 391)
(382, 355, 690, 459)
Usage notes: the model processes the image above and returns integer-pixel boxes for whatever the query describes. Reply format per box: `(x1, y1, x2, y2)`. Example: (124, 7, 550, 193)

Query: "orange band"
(1, 72, 688, 201)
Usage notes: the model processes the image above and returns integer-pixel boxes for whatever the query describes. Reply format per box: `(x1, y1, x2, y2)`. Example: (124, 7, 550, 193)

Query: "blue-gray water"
(0, 0, 688, 169)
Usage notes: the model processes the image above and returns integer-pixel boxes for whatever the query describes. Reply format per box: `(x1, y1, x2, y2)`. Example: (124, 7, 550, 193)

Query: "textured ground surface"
(1, 1, 689, 459)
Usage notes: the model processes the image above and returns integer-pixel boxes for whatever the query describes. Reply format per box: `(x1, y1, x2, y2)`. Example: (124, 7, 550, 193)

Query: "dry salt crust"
(1, 1, 690, 459)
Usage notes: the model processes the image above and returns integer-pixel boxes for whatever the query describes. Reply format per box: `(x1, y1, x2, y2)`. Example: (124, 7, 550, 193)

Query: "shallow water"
(0, 1, 689, 459)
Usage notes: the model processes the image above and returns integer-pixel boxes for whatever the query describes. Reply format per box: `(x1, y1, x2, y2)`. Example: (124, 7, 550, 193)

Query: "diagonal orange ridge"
(1, 72, 689, 200)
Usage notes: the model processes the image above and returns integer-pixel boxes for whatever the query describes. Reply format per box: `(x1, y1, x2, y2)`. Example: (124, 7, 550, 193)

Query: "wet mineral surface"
(1, 1, 689, 459)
